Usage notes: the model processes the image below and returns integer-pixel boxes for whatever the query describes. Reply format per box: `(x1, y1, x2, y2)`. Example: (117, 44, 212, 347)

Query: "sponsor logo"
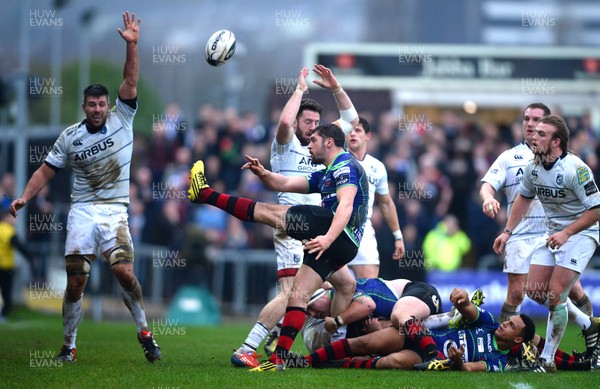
(73, 138, 114, 162)
(514, 155, 523, 160)
(535, 187, 566, 198)
(584, 181, 599, 196)
(556, 174, 563, 186)
(577, 167, 591, 184)
(73, 139, 83, 146)
(532, 170, 538, 177)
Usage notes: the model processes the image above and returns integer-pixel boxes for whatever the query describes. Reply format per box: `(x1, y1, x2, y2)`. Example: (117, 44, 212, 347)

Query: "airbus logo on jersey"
(73, 138, 114, 161)
(535, 187, 566, 198)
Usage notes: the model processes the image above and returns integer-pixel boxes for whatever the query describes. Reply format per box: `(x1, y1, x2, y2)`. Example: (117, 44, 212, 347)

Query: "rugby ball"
(205, 29, 236, 66)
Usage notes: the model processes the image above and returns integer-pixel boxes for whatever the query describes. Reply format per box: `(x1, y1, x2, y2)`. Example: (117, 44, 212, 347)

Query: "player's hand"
(242, 155, 267, 177)
(117, 12, 140, 44)
(392, 239, 405, 260)
(493, 232, 509, 255)
(482, 199, 500, 219)
(297, 67, 309, 91)
(448, 344, 464, 368)
(304, 235, 333, 259)
(363, 317, 383, 333)
(449, 288, 469, 308)
(9, 198, 26, 218)
(546, 231, 568, 250)
(312, 64, 340, 91)
(323, 317, 338, 334)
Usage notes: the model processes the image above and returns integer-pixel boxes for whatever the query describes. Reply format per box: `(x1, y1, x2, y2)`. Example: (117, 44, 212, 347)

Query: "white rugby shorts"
(503, 236, 546, 274)
(65, 203, 133, 260)
(273, 229, 303, 275)
(529, 233, 597, 273)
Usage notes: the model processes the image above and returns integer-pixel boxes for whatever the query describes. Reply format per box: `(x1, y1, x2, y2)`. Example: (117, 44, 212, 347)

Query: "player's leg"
(99, 204, 160, 362)
(374, 349, 422, 369)
(537, 265, 579, 369)
(306, 327, 403, 366)
(57, 205, 95, 362)
(569, 278, 593, 316)
(327, 265, 356, 318)
(502, 273, 527, 322)
(57, 254, 93, 362)
(187, 159, 289, 228)
(232, 275, 295, 367)
(391, 296, 431, 329)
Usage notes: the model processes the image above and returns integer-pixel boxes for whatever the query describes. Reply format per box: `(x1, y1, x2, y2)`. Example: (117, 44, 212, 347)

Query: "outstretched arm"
(242, 155, 309, 193)
(117, 12, 140, 100)
(376, 192, 405, 259)
(276, 67, 309, 145)
(9, 164, 56, 217)
(312, 64, 358, 134)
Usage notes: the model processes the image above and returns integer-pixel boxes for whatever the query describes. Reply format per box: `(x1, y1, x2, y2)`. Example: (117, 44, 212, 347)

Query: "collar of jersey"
(541, 150, 567, 170)
(325, 151, 348, 172)
(493, 334, 510, 354)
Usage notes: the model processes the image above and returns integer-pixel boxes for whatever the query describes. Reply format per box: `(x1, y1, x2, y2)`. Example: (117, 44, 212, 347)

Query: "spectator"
(423, 214, 471, 272)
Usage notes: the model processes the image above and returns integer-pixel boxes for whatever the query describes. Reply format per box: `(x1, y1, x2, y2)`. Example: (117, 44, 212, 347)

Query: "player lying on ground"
(291, 288, 535, 372)
(303, 277, 443, 353)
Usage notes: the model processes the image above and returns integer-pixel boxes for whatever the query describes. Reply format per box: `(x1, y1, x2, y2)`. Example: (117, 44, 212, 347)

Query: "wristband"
(295, 85, 308, 94)
(334, 315, 345, 328)
(331, 85, 342, 94)
(503, 228, 512, 236)
(393, 230, 403, 241)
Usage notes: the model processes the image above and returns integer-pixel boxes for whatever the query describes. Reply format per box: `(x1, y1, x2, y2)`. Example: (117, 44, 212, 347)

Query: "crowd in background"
(1, 101, 599, 292)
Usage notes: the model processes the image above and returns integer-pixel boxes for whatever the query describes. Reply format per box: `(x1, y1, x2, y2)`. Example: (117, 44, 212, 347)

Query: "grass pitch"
(0, 308, 595, 389)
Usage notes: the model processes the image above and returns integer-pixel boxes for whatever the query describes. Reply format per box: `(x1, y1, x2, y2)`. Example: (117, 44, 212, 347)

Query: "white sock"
(566, 298, 592, 330)
(239, 322, 270, 353)
(423, 311, 453, 328)
(539, 302, 568, 363)
(63, 295, 83, 349)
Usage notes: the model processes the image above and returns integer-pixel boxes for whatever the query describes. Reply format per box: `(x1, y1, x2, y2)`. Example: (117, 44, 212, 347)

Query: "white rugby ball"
(205, 29, 236, 66)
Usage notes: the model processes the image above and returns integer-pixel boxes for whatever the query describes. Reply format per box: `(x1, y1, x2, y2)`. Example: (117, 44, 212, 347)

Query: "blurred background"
(2, 0, 600, 321)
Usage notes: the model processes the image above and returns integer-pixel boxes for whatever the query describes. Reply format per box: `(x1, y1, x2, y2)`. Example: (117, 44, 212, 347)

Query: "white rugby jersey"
(355, 153, 388, 221)
(519, 153, 600, 244)
(45, 98, 136, 204)
(482, 142, 546, 240)
(270, 135, 321, 206)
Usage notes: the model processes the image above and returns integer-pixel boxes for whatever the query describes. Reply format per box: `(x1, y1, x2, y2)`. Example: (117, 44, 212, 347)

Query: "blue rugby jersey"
(306, 151, 369, 246)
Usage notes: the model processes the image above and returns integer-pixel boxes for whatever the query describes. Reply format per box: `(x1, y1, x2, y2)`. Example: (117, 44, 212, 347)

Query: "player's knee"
(65, 255, 91, 277)
(108, 245, 134, 267)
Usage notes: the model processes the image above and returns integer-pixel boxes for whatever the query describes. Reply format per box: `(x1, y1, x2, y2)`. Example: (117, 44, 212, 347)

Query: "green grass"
(0, 308, 595, 389)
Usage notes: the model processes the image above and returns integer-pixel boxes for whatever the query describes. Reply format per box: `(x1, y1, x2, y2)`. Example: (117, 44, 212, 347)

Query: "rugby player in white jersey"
(481, 103, 592, 322)
(494, 115, 600, 372)
(231, 65, 360, 367)
(10, 12, 160, 363)
(346, 117, 405, 279)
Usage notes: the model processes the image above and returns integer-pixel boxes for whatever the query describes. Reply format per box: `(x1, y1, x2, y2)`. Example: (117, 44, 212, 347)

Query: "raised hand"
(312, 64, 341, 91)
(117, 12, 140, 44)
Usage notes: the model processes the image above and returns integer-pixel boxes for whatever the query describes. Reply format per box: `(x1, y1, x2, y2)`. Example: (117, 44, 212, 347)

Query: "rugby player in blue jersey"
(188, 122, 369, 371)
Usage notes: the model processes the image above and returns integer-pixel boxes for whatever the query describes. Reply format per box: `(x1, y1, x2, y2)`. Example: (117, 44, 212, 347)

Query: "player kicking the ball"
(10, 12, 160, 363)
(231, 65, 360, 368)
(189, 122, 369, 371)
